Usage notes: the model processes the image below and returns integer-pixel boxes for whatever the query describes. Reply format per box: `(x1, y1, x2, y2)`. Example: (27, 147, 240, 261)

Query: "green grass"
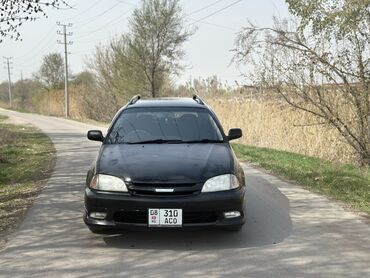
(232, 143, 370, 215)
(0, 116, 56, 246)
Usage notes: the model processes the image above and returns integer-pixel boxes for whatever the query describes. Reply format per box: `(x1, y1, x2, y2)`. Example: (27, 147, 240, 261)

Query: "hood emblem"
(155, 188, 174, 193)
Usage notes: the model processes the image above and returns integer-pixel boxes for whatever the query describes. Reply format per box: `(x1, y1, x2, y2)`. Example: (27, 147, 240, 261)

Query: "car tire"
(222, 225, 243, 232)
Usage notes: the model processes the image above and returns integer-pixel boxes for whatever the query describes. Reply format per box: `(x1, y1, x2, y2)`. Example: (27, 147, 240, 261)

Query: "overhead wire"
(74, 0, 239, 45)
(14, 27, 56, 61)
(20, 43, 61, 70)
(75, 9, 132, 40)
(62, 0, 101, 21)
(192, 20, 236, 31)
(189, 0, 243, 25)
(73, 2, 123, 27)
(187, 0, 227, 16)
(13, 0, 243, 78)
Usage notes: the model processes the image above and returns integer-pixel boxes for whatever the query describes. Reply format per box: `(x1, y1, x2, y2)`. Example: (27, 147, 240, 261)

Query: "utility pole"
(3, 57, 13, 107)
(57, 22, 73, 117)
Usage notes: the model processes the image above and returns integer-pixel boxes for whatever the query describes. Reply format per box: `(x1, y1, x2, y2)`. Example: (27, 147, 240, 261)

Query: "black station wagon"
(84, 95, 246, 232)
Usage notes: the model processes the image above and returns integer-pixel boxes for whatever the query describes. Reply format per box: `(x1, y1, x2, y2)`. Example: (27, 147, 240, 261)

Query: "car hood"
(97, 143, 233, 183)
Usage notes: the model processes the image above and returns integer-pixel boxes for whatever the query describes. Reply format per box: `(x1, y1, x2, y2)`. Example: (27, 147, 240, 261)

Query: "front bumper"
(84, 187, 246, 230)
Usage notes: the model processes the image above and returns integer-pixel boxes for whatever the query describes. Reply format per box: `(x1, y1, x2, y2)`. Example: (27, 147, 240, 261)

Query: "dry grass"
(207, 98, 356, 164)
(32, 86, 119, 121)
(6, 89, 357, 164)
(33, 87, 89, 120)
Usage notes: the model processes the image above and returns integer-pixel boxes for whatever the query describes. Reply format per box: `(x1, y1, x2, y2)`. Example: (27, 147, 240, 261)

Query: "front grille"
(113, 210, 218, 224)
(127, 182, 201, 197)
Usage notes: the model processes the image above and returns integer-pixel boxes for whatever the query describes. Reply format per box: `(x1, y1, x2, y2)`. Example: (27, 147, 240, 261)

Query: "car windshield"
(106, 107, 223, 144)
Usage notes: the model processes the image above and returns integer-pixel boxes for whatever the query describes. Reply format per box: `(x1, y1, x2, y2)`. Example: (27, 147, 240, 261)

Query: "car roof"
(126, 97, 207, 108)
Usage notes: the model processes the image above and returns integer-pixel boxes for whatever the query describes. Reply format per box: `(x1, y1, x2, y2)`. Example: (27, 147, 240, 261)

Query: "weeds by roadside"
(233, 143, 370, 215)
(0, 115, 56, 248)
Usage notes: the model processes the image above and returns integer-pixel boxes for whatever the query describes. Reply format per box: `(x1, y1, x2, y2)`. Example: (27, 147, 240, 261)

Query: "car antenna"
(129, 95, 141, 105)
(191, 88, 204, 105)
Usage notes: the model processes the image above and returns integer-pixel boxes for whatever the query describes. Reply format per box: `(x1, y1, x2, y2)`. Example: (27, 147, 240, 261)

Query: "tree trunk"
(150, 69, 156, 98)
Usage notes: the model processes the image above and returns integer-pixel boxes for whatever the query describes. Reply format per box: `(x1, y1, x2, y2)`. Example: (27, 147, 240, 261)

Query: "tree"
(71, 71, 95, 87)
(12, 78, 41, 109)
(89, 0, 193, 99)
(89, 37, 148, 100)
(37, 53, 65, 91)
(127, 0, 194, 97)
(233, 0, 370, 165)
(0, 0, 70, 42)
(0, 81, 9, 102)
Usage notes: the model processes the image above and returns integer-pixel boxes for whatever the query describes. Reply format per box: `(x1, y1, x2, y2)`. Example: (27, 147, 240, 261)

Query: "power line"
(190, 0, 243, 25)
(16, 1, 129, 69)
(12, 0, 242, 83)
(74, 1, 236, 47)
(57, 22, 73, 118)
(191, 19, 236, 31)
(73, 2, 123, 27)
(20, 44, 60, 70)
(15, 5, 128, 74)
(188, 0, 227, 16)
(3, 57, 13, 107)
(184, 0, 237, 31)
(115, 0, 136, 6)
(63, 0, 101, 21)
(75, 9, 132, 40)
(15, 27, 56, 61)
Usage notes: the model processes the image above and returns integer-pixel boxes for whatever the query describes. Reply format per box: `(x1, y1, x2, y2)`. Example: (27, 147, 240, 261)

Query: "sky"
(0, 0, 291, 85)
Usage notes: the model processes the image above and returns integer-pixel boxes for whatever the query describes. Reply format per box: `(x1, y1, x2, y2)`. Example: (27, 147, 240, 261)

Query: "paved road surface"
(0, 108, 369, 277)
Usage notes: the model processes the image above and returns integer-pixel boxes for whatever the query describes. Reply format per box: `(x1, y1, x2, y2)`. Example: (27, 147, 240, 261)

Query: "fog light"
(224, 211, 241, 218)
(90, 212, 107, 220)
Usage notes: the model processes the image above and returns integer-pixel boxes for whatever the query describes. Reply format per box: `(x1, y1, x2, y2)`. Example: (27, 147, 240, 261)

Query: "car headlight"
(89, 174, 128, 192)
(201, 174, 240, 192)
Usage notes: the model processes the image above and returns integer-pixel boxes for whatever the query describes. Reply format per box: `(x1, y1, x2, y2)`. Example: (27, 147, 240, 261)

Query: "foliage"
(0, 0, 70, 42)
(89, 0, 193, 99)
(36, 53, 65, 91)
(89, 37, 147, 100)
(12, 78, 42, 109)
(0, 82, 9, 102)
(71, 71, 95, 87)
(127, 0, 194, 97)
(233, 0, 370, 165)
(285, 0, 370, 36)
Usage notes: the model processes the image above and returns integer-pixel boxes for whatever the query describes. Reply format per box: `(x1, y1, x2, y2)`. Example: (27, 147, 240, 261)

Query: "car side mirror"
(227, 128, 242, 141)
(87, 130, 105, 142)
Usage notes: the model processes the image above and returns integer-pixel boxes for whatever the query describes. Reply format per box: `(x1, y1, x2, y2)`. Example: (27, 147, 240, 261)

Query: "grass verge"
(0, 115, 56, 247)
(232, 143, 370, 215)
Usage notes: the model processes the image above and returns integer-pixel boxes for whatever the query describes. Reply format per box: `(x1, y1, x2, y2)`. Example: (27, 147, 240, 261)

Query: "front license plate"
(148, 208, 182, 227)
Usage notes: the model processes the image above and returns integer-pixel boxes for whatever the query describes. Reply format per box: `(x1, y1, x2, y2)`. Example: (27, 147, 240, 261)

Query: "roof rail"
(192, 94, 205, 105)
(129, 95, 141, 105)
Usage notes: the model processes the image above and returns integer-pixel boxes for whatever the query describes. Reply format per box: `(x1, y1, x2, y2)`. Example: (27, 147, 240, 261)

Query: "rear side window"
(106, 107, 223, 144)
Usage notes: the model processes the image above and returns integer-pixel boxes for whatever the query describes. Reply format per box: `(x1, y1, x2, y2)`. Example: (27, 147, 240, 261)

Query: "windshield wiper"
(127, 139, 184, 144)
(182, 139, 224, 143)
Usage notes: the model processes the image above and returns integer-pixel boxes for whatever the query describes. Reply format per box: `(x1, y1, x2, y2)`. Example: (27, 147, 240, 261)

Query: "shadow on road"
(101, 182, 292, 250)
(1, 129, 293, 253)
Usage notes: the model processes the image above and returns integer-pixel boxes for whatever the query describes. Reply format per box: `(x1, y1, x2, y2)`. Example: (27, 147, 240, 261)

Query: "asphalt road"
(0, 108, 369, 278)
